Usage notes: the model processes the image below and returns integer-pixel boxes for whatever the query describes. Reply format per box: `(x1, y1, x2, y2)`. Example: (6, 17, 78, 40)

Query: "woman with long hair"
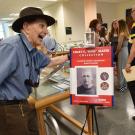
(89, 19, 102, 46)
(109, 20, 119, 62)
(115, 19, 129, 92)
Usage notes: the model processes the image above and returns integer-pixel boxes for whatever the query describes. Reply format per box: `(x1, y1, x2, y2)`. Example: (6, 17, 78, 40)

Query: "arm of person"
(35, 43, 69, 68)
(47, 55, 68, 67)
(115, 33, 124, 55)
(0, 43, 18, 85)
(125, 38, 135, 72)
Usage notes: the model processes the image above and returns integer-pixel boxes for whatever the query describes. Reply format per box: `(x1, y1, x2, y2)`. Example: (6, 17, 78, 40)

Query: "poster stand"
(91, 105, 99, 135)
(81, 104, 101, 135)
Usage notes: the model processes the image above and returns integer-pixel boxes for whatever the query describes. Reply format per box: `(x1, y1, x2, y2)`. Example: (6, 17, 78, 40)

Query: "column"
(84, 0, 97, 31)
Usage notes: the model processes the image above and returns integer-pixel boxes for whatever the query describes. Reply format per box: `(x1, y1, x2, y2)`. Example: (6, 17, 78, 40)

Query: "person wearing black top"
(125, 6, 135, 120)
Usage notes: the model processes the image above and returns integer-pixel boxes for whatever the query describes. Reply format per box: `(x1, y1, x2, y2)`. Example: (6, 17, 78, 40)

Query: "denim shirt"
(42, 35, 58, 52)
(0, 33, 50, 100)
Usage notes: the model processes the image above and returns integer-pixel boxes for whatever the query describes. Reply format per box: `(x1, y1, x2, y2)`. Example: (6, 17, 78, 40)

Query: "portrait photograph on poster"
(76, 66, 97, 96)
(84, 32, 95, 48)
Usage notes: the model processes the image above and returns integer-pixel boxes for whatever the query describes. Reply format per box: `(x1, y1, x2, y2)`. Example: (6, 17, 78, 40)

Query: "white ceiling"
(0, 0, 60, 21)
(96, 0, 129, 3)
(0, 0, 129, 21)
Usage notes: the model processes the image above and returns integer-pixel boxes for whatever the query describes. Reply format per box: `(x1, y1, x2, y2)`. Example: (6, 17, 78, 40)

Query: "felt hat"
(12, 7, 55, 33)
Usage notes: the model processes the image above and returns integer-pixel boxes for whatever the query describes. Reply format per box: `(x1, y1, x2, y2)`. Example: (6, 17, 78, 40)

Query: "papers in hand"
(122, 66, 135, 82)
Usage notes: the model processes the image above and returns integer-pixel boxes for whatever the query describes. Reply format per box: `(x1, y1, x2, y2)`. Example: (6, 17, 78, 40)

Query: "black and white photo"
(77, 67, 97, 95)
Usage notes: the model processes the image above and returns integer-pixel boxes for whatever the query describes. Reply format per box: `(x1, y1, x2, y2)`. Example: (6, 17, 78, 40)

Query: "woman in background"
(115, 19, 129, 92)
(109, 20, 119, 62)
(89, 19, 102, 46)
(99, 26, 109, 46)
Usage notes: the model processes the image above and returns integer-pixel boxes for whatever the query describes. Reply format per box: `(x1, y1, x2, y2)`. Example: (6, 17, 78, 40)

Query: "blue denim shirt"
(42, 35, 58, 52)
(0, 33, 50, 100)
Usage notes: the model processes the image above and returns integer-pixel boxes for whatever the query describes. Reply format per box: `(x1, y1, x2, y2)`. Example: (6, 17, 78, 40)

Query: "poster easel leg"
(86, 105, 93, 135)
(82, 105, 100, 135)
(91, 105, 99, 135)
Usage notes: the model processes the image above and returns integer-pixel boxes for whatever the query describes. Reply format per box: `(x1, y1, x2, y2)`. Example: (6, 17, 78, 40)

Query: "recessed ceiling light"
(40, 0, 57, 1)
(21, 6, 28, 10)
(9, 13, 19, 17)
(1, 18, 14, 21)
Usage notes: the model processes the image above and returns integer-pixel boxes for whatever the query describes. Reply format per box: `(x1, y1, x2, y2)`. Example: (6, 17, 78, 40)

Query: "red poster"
(70, 46, 114, 106)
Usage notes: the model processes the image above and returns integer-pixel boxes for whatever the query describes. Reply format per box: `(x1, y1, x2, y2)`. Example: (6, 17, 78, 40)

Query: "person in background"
(108, 20, 119, 89)
(108, 20, 119, 62)
(125, 5, 135, 120)
(42, 30, 58, 52)
(115, 19, 129, 92)
(99, 25, 109, 46)
(0, 7, 69, 135)
(77, 68, 96, 95)
(89, 19, 102, 46)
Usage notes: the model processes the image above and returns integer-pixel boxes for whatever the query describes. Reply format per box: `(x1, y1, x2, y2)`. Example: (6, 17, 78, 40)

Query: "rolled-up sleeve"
(34, 51, 50, 69)
(0, 43, 18, 84)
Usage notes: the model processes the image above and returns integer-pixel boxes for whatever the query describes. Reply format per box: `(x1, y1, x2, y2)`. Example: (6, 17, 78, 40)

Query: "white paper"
(122, 66, 135, 82)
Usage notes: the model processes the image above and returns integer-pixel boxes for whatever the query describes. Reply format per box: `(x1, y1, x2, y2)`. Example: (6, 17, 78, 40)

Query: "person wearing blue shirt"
(125, 5, 135, 120)
(0, 7, 68, 135)
(43, 33, 58, 52)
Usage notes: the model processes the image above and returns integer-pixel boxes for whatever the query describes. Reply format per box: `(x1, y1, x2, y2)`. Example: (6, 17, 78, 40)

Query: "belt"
(0, 100, 28, 105)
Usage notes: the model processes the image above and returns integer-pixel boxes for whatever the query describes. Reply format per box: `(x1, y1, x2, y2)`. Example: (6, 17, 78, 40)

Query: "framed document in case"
(84, 32, 95, 48)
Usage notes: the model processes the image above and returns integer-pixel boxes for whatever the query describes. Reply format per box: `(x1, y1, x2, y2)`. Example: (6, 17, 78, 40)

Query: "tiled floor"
(36, 73, 135, 135)
(46, 90, 135, 135)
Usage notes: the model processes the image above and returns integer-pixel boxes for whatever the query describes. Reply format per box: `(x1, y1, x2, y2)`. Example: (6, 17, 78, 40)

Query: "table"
(28, 73, 94, 135)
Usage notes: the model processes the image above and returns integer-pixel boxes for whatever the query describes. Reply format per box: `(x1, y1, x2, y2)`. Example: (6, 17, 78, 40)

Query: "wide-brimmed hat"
(12, 7, 55, 33)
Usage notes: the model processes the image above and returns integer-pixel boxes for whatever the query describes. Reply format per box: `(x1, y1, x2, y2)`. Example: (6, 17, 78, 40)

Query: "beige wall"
(84, 0, 97, 31)
(97, 0, 135, 30)
(97, 2, 118, 30)
(63, 0, 85, 42)
(116, 0, 135, 19)
(44, 2, 65, 42)
(46, 0, 85, 43)
(45, 0, 135, 43)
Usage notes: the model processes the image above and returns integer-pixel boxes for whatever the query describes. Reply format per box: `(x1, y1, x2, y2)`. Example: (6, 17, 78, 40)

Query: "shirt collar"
(19, 33, 36, 52)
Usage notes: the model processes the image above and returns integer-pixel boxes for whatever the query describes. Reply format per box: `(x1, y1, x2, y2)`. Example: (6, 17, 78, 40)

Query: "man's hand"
(125, 63, 131, 73)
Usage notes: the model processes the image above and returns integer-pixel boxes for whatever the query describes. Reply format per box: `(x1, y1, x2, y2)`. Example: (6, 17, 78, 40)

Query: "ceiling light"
(21, 6, 28, 10)
(40, 0, 57, 1)
(1, 18, 14, 21)
(9, 13, 19, 17)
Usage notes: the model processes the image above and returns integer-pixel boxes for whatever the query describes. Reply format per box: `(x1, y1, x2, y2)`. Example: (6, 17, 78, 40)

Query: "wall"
(97, 0, 135, 30)
(84, 0, 97, 31)
(45, 0, 135, 43)
(44, 2, 65, 43)
(97, 2, 118, 30)
(116, 0, 135, 19)
(46, 0, 85, 43)
(63, 0, 85, 42)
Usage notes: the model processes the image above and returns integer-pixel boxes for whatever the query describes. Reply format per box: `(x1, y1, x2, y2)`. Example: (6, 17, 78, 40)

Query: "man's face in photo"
(81, 70, 94, 89)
